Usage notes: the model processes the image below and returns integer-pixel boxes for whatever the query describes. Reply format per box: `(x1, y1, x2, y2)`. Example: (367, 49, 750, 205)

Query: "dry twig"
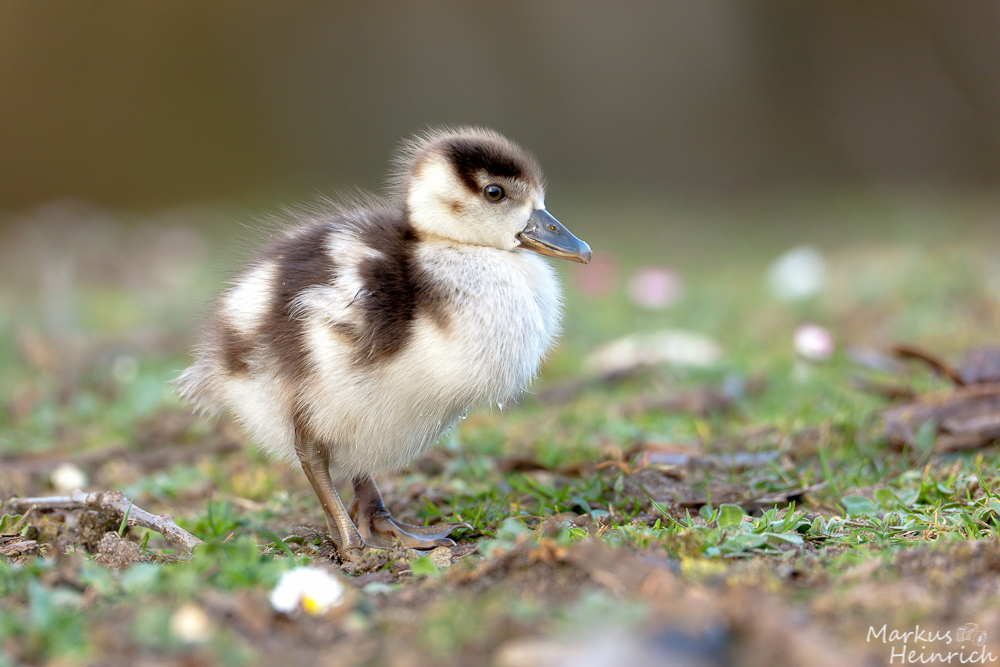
(8, 490, 202, 554)
(892, 344, 965, 386)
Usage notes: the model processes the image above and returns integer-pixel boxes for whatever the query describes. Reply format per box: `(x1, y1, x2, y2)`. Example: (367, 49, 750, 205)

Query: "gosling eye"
(483, 184, 506, 202)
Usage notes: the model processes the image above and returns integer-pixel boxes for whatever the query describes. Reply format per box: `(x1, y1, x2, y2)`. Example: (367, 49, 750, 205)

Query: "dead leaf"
(960, 346, 1000, 385)
(0, 539, 40, 558)
(498, 456, 589, 476)
(635, 444, 782, 471)
(622, 468, 825, 515)
(882, 383, 1000, 452)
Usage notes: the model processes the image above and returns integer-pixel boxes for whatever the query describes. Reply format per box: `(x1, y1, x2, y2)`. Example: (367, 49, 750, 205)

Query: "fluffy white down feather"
(178, 226, 561, 480)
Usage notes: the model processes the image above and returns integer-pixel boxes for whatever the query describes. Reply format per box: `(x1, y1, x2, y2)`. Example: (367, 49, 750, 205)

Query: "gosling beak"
(517, 209, 592, 264)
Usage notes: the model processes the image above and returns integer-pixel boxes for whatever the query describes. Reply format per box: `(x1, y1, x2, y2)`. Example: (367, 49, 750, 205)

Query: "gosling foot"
(350, 475, 471, 549)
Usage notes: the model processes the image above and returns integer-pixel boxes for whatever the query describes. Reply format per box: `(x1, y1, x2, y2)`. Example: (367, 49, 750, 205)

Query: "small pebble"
(169, 603, 214, 643)
(51, 462, 87, 492)
(768, 246, 826, 301)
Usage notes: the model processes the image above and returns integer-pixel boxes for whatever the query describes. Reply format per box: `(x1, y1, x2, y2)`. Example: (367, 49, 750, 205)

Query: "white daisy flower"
(794, 323, 834, 361)
(269, 566, 346, 616)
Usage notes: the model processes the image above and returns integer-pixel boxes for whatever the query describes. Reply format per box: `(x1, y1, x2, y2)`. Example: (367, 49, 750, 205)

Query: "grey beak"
(516, 209, 592, 264)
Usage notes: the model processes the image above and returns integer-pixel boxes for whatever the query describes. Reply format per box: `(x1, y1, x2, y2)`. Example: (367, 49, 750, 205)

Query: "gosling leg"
(294, 438, 366, 561)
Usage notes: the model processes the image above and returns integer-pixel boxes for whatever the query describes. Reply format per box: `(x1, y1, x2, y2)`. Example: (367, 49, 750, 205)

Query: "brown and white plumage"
(178, 127, 591, 559)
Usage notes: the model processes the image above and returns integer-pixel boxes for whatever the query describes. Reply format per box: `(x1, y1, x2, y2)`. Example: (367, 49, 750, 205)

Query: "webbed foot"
(350, 476, 471, 549)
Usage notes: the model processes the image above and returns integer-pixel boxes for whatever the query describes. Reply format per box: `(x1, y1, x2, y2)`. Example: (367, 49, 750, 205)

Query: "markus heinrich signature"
(868, 624, 996, 664)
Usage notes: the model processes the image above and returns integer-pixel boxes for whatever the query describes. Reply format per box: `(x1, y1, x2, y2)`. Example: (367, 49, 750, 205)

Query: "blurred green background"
(1, 1, 998, 212)
(1, 0, 999, 385)
(3, 7, 1000, 664)
(2, 1, 999, 418)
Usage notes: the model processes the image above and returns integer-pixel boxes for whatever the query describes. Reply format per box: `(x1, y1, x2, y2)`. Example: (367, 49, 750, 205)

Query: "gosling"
(178, 127, 591, 561)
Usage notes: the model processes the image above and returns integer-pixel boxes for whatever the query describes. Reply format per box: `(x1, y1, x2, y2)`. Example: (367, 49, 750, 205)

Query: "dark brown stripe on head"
(263, 222, 336, 382)
(442, 137, 527, 193)
(218, 321, 254, 375)
(390, 128, 546, 202)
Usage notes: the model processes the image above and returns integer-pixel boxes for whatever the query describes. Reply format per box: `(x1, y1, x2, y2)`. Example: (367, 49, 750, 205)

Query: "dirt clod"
(76, 509, 125, 552)
(93, 531, 148, 569)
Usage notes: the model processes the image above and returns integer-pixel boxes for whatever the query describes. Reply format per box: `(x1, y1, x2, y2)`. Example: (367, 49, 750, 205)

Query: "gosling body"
(179, 211, 561, 479)
(178, 127, 591, 559)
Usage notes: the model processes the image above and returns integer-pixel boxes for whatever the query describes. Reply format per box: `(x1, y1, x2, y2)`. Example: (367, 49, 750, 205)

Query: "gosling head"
(397, 127, 591, 264)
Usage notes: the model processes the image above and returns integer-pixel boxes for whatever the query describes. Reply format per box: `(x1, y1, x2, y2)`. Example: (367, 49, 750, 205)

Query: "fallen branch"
(8, 490, 203, 555)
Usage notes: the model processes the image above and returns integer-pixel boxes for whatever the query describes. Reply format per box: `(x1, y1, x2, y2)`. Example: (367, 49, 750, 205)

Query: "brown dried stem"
(8, 490, 203, 555)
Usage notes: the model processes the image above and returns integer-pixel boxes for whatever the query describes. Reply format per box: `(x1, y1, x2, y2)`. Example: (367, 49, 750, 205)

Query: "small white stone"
(586, 330, 722, 375)
(768, 246, 826, 301)
(269, 566, 346, 616)
(794, 323, 835, 361)
(169, 603, 214, 643)
(50, 462, 87, 493)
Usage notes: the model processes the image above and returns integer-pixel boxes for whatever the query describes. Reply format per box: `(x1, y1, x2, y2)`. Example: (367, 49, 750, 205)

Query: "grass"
(2, 191, 1000, 665)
